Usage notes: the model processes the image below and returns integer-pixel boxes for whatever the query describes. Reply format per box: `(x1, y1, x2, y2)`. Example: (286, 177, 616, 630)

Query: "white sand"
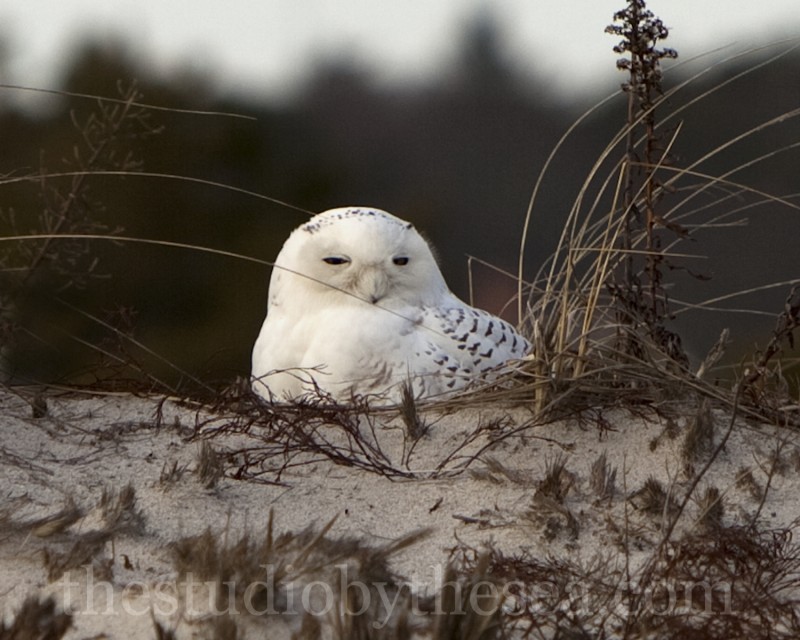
(1, 388, 799, 638)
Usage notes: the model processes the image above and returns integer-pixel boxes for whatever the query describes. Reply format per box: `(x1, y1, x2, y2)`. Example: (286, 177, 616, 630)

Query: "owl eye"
(393, 257, 410, 266)
(323, 256, 349, 265)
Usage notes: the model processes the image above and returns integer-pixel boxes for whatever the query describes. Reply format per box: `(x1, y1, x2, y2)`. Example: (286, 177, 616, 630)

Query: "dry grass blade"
(743, 284, 800, 391)
(0, 596, 72, 640)
(195, 441, 224, 489)
(590, 451, 617, 502)
(54, 297, 213, 393)
(695, 485, 724, 532)
(536, 452, 573, 503)
(431, 554, 505, 640)
(22, 505, 83, 539)
(399, 380, 428, 442)
(0, 169, 311, 215)
(0, 82, 258, 120)
(629, 476, 678, 518)
(99, 483, 145, 535)
(681, 398, 715, 476)
(695, 328, 730, 379)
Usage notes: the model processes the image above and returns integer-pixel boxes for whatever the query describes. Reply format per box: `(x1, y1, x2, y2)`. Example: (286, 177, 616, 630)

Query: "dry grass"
(157, 511, 536, 639)
(510, 5, 800, 424)
(0, 595, 72, 640)
(174, 373, 554, 485)
(681, 398, 714, 476)
(474, 517, 800, 638)
(166, 511, 433, 638)
(0, 483, 144, 583)
(1, 3, 800, 638)
(590, 451, 617, 503)
(3, 53, 798, 424)
(195, 440, 225, 489)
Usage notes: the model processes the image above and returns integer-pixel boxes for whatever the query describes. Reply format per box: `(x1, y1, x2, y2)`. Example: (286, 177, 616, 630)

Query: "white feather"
(251, 207, 530, 403)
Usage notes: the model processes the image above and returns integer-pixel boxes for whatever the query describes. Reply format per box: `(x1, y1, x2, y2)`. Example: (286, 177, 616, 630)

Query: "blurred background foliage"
(0, 12, 798, 392)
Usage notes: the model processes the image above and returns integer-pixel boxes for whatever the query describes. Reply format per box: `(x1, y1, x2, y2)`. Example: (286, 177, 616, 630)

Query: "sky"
(2, 1, 799, 102)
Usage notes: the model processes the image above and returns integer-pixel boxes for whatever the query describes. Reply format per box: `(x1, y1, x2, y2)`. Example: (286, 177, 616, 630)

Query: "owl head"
(270, 207, 448, 310)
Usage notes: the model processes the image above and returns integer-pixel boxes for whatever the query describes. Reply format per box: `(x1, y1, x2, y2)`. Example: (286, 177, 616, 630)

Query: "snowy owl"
(251, 207, 531, 403)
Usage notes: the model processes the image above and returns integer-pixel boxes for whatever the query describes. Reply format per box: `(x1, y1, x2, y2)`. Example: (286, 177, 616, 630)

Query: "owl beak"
(358, 268, 388, 305)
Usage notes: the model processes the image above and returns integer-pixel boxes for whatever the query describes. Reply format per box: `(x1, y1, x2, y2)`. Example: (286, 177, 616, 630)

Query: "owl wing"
(408, 296, 531, 396)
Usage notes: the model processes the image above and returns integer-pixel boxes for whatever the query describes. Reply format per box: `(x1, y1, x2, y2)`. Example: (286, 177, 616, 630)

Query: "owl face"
(276, 208, 447, 308)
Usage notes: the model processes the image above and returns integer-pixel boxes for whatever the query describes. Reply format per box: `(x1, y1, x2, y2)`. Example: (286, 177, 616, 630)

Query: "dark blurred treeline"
(1, 15, 798, 390)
